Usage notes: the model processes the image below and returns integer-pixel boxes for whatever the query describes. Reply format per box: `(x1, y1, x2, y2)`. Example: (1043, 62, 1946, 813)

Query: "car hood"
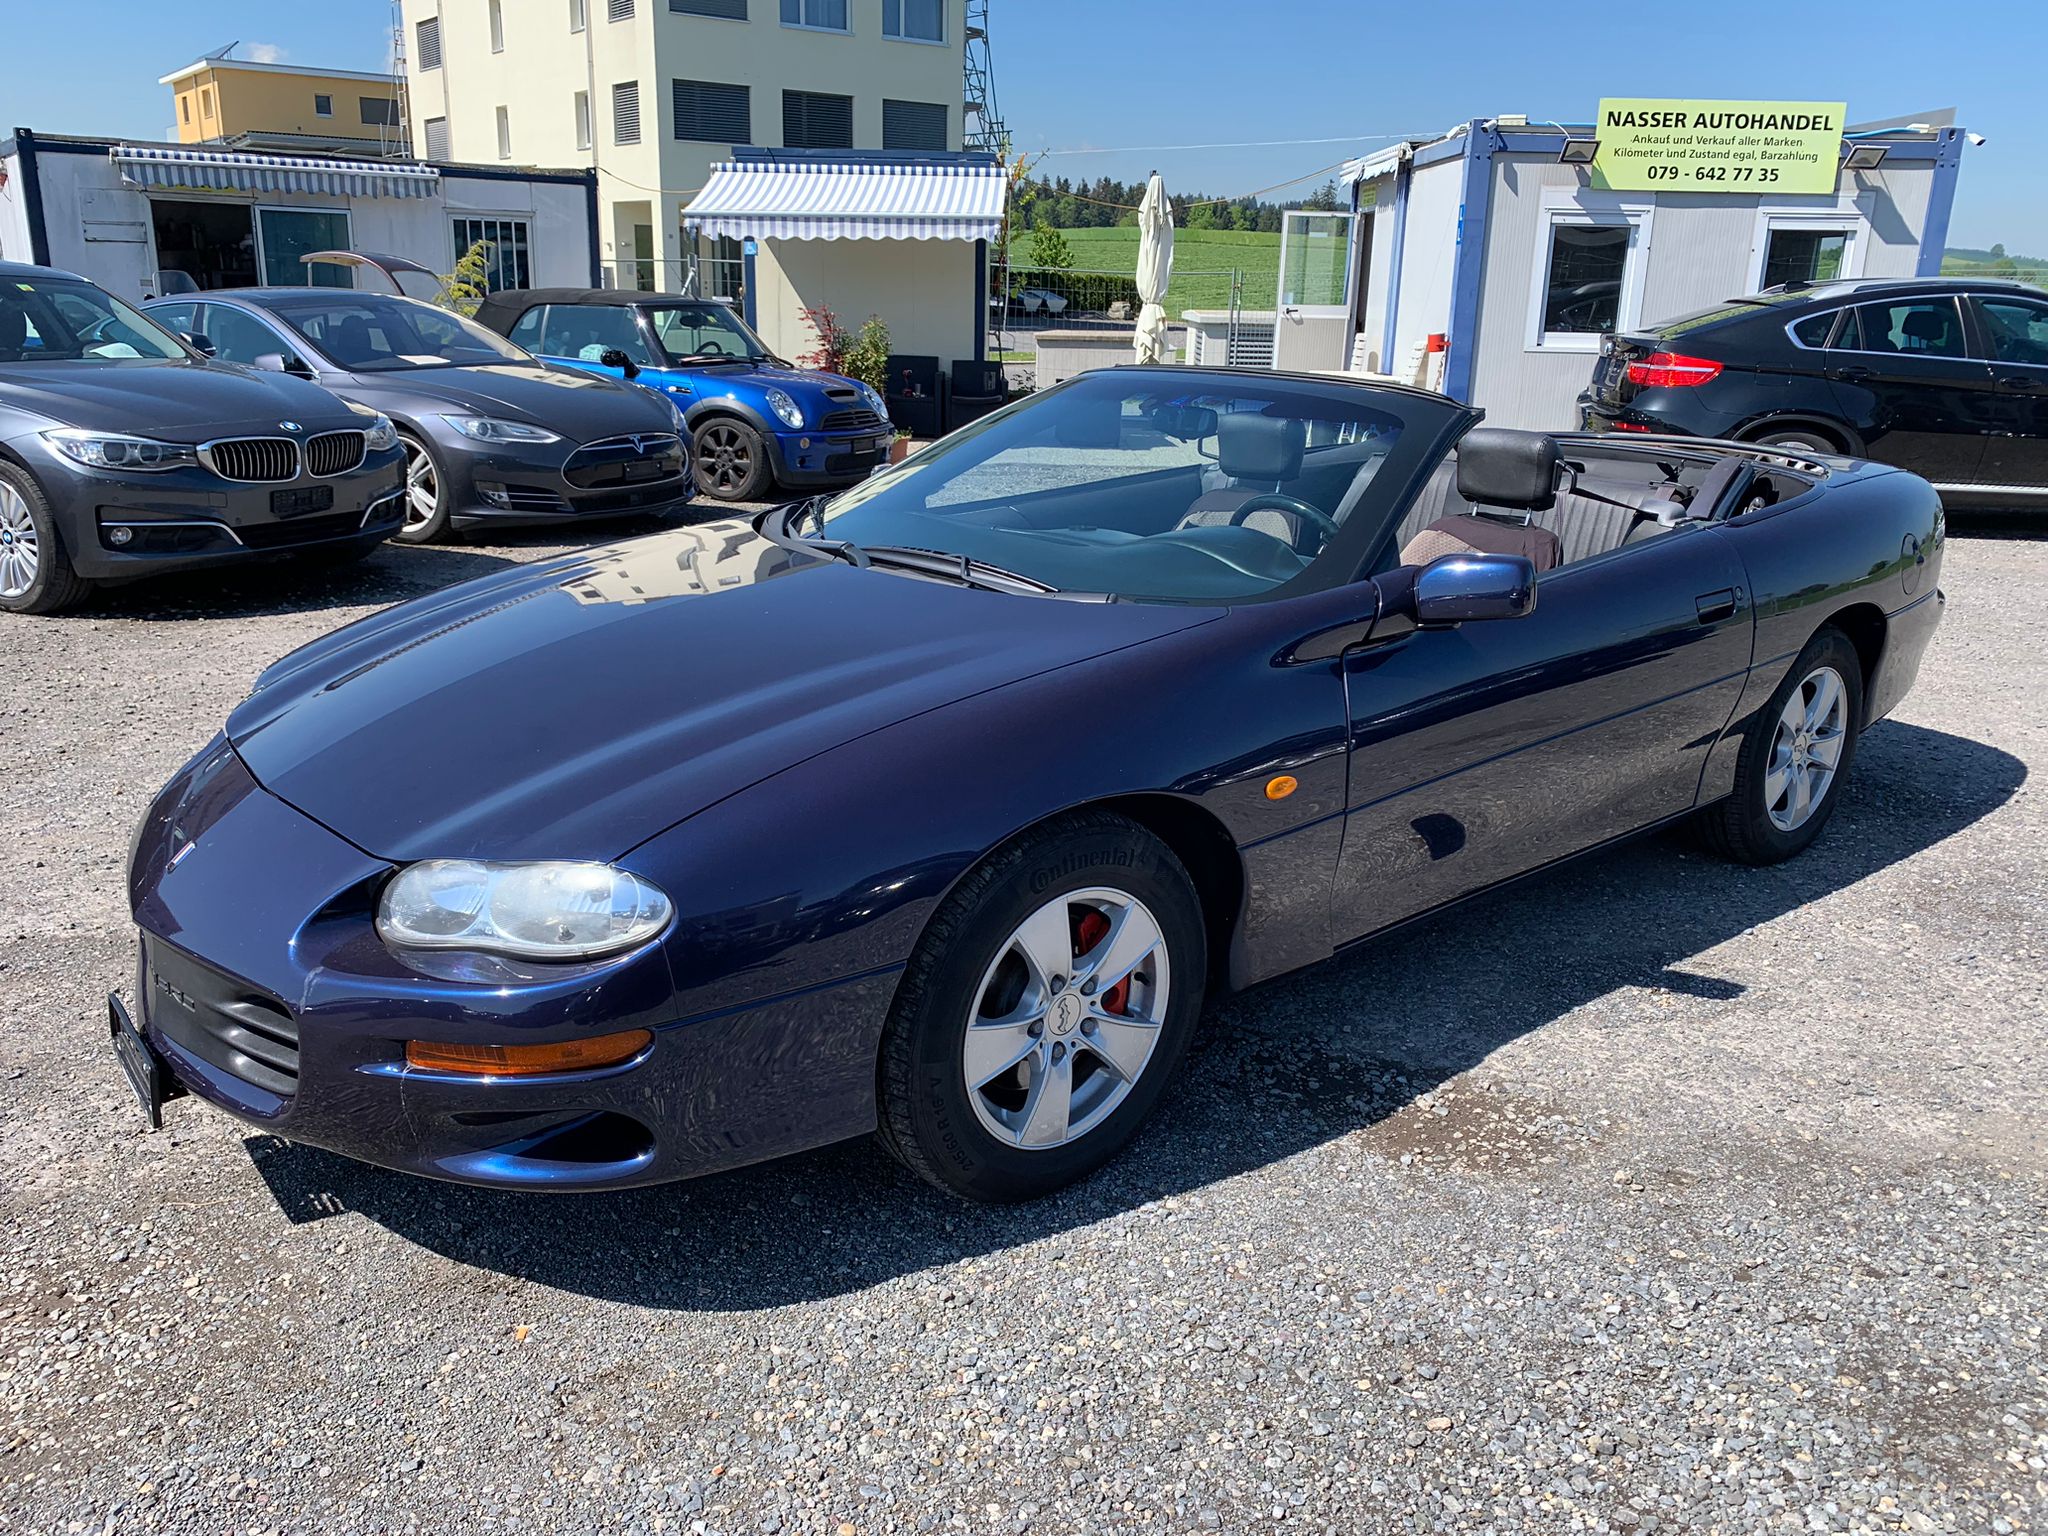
(674, 362, 862, 409)
(0, 358, 360, 437)
(226, 520, 1217, 863)
(344, 364, 675, 441)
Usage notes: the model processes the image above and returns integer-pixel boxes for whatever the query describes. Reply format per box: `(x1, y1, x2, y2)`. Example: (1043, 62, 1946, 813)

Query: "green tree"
(1028, 218, 1074, 271)
(1184, 201, 1216, 231)
(434, 240, 494, 315)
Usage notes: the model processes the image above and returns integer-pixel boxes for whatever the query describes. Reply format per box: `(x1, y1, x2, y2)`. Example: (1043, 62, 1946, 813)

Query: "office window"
(883, 98, 946, 151)
(671, 0, 747, 15)
(783, 89, 852, 149)
(609, 0, 634, 18)
(1527, 206, 1649, 349)
(423, 116, 450, 161)
(490, 0, 505, 50)
(574, 89, 592, 149)
(613, 81, 642, 144)
(360, 96, 401, 127)
(1763, 228, 1848, 288)
(314, 94, 334, 117)
(416, 16, 443, 69)
(672, 79, 750, 143)
(570, 0, 586, 28)
(780, 0, 847, 28)
(496, 105, 512, 159)
(884, 0, 943, 41)
(452, 217, 532, 292)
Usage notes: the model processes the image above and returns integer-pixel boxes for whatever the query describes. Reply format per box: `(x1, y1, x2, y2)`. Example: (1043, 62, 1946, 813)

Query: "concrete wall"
(1468, 153, 1941, 430)
(750, 235, 978, 365)
(403, 0, 965, 289)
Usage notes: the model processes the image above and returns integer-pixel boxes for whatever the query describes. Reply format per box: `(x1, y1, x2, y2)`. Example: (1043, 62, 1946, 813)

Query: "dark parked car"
(145, 290, 694, 543)
(0, 263, 403, 615)
(471, 289, 894, 502)
(1579, 277, 2048, 504)
(112, 368, 1944, 1201)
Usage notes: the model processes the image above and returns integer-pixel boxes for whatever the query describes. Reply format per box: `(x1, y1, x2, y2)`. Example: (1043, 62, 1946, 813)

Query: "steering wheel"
(694, 340, 726, 357)
(1228, 493, 1341, 548)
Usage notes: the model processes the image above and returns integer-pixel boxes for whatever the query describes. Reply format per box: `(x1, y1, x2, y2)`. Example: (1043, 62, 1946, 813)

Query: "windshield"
(268, 294, 533, 371)
(0, 279, 187, 363)
(812, 371, 1431, 602)
(647, 303, 771, 363)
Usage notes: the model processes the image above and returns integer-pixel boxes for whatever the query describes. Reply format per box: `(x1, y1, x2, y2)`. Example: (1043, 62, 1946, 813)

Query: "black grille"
(145, 937, 300, 1099)
(562, 433, 686, 491)
(204, 438, 299, 483)
(235, 509, 369, 550)
(305, 431, 367, 477)
(820, 409, 887, 435)
(486, 484, 573, 514)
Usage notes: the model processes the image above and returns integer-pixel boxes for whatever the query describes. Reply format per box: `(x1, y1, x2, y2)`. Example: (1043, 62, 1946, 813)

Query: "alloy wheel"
(962, 886, 1172, 1150)
(0, 483, 39, 599)
(1766, 664, 1848, 831)
(402, 439, 439, 531)
(695, 424, 752, 496)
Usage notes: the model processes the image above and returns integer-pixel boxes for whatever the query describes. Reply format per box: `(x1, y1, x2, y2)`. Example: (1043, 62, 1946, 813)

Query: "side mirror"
(1414, 553, 1538, 626)
(599, 347, 640, 379)
(182, 332, 216, 357)
(253, 352, 291, 373)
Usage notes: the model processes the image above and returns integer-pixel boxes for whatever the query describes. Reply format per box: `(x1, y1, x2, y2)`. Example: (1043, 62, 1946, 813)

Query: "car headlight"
(377, 859, 673, 960)
(440, 415, 562, 445)
(345, 402, 400, 452)
(41, 428, 197, 472)
(764, 388, 804, 430)
(857, 381, 889, 418)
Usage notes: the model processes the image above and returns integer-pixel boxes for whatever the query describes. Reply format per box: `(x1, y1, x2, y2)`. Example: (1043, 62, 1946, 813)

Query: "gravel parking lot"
(1, 519, 2043, 1536)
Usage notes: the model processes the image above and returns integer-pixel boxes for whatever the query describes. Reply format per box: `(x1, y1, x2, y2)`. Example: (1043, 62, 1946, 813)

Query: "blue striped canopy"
(685, 156, 1006, 242)
(112, 145, 441, 200)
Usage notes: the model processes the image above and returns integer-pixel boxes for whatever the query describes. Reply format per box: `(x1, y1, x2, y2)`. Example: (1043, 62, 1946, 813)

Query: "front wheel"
(877, 813, 1207, 1202)
(0, 463, 92, 615)
(692, 418, 772, 502)
(394, 433, 452, 544)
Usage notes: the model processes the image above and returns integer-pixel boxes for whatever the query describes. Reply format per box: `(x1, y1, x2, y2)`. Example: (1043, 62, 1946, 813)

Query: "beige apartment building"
(161, 56, 408, 154)
(400, 0, 966, 294)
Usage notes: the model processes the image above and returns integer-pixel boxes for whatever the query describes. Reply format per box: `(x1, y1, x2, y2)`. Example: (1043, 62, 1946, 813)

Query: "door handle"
(1995, 375, 2038, 392)
(1830, 365, 1875, 382)
(1695, 588, 1739, 624)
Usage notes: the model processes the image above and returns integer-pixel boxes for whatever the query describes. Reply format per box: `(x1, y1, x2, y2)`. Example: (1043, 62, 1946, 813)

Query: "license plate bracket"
(109, 991, 184, 1130)
(271, 486, 335, 518)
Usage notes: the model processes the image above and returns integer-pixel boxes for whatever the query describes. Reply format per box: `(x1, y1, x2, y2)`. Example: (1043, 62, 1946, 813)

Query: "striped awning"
(112, 145, 441, 200)
(685, 155, 1006, 242)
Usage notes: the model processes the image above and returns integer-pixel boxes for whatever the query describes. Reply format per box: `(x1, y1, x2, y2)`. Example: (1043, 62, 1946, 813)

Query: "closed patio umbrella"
(1133, 171, 1175, 365)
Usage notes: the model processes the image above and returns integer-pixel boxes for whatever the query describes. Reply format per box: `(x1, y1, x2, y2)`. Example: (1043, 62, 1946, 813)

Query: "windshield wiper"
(756, 497, 867, 568)
(857, 545, 1057, 596)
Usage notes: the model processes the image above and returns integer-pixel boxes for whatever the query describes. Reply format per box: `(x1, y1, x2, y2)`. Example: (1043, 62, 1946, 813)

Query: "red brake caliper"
(1072, 909, 1132, 1015)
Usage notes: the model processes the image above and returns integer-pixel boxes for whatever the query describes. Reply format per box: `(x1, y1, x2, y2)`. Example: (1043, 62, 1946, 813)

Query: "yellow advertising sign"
(1591, 99, 1847, 196)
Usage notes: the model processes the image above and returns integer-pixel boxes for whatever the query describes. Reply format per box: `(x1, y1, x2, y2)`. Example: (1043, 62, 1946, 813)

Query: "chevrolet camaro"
(113, 367, 1945, 1201)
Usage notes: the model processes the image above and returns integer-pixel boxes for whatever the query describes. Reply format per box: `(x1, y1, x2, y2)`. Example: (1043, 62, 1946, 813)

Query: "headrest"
(0, 303, 26, 352)
(1218, 412, 1305, 483)
(1455, 428, 1560, 512)
(1900, 309, 1947, 343)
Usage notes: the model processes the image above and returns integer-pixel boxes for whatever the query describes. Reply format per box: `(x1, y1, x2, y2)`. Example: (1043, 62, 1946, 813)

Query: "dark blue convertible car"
(113, 368, 1945, 1202)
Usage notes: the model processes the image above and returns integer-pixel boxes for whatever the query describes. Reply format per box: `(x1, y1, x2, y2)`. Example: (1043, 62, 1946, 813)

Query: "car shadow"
(245, 720, 2025, 1310)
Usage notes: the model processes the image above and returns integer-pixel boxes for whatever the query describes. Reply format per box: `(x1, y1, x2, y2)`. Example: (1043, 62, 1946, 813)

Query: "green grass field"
(1035, 227, 1282, 313)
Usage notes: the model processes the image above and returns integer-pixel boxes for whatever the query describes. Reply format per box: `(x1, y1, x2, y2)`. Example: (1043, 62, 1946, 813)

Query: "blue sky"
(5, 0, 2042, 252)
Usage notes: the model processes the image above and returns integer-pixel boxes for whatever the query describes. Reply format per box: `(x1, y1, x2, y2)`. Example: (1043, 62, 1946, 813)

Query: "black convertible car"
(115, 369, 1944, 1201)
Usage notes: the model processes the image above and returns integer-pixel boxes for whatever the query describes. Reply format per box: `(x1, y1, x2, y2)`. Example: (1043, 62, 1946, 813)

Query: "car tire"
(0, 462, 93, 616)
(1751, 426, 1842, 455)
(1694, 626, 1865, 865)
(876, 811, 1207, 1202)
(394, 433, 452, 545)
(692, 418, 773, 502)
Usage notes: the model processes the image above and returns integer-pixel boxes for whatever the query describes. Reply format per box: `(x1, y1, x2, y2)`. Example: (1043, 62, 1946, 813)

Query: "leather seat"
(0, 303, 29, 362)
(1175, 414, 1310, 545)
(1393, 459, 1679, 569)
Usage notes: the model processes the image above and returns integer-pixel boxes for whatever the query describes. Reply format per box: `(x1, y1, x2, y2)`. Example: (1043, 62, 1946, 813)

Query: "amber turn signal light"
(405, 1029, 653, 1077)
(1265, 775, 1299, 801)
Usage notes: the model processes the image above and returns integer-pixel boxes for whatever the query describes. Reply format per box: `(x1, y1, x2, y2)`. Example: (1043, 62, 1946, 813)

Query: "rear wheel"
(1695, 626, 1864, 864)
(0, 463, 92, 615)
(692, 418, 772, 502)
(876, 813, 1206, 1202)
(1750, 425, 1843, 455)
(394, 433, 452, 544)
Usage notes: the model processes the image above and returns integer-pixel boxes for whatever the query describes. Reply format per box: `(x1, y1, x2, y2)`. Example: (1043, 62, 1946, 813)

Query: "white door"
(1274, 210, 1357, 371)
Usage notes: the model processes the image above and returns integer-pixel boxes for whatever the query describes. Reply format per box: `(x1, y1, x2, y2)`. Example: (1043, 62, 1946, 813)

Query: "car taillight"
(1626, 351, 1723, 388)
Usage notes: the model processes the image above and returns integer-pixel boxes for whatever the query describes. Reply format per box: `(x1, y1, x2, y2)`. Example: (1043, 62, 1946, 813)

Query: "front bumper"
(763, 427, 893, 488)
(432, 430, 697, 531)
(121, 740, 891, 1191)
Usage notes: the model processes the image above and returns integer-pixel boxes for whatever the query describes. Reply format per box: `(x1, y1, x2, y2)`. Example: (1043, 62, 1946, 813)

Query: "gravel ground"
(1, 519, 2044, 1536)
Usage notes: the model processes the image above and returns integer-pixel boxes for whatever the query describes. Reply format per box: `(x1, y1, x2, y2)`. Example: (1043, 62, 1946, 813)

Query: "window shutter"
(608, 0, 634, 18)
(672, 79, 750, 143)
(612, 81, 642, 144)
(670, 0, 747, 15)
(882, 99, 946, 151)
(416, 16, 443, 69)
(423, 117, 450, 161)
(782, 90, 852, 150)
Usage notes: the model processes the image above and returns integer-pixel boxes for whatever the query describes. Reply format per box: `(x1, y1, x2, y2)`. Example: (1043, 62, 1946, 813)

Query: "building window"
(671, 0, 747, 15)
(574, 90, 592, 149)
(1527, 202, 1651, 351)
(314, 94, 334, 117)
(490, 0, 505, 50)
(416, 16, 443, 69)
(570, 0, 586, 28)
(180, 96, 191, 123)
(609, 0, 634, 18)
(453, 217, 532, 292)
(783, 89, 852, 149)
(360, 96, 401, 127)
(1762, 229, 1849, 288)
(673, 79, 750, 143)
(496, 106, 512, 158)
(424, 116, 450, 160)
(883, 0, 943, 42)
(258, 209, 353, 287)
(201, 87, 215, 117)
(780, 0, 847, 29)
(612, 81, 642, 143)
(882, 98, 946, 151)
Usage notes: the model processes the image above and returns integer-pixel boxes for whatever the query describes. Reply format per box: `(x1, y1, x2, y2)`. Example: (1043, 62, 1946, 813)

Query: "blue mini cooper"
(474, 289, 895, 502)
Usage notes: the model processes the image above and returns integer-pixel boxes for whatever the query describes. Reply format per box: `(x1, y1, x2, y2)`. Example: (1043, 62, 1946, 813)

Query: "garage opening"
(150, 200, 257, 291)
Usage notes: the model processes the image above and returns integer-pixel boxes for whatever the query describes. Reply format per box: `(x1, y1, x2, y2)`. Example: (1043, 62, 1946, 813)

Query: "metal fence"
(993, 262, 1262, 366)
(598, 255, 745, 303)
